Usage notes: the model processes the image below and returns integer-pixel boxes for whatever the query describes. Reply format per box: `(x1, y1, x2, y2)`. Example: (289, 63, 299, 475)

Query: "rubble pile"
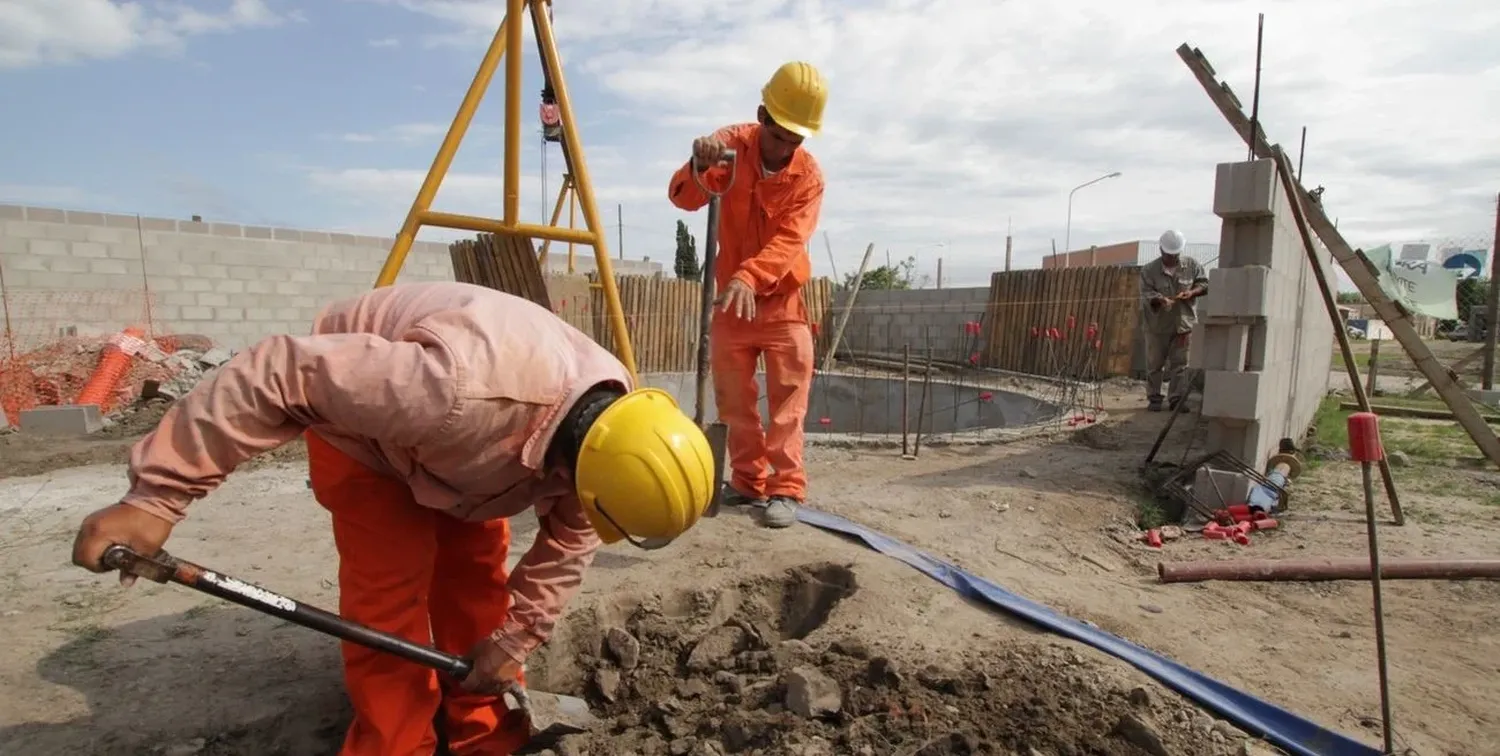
(529, 564, 1229, 756)
(0, 331, 234, 429)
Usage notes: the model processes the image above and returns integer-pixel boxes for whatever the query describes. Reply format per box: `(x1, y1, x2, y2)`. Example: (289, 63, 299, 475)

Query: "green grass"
(1308, 393, 1478, 463)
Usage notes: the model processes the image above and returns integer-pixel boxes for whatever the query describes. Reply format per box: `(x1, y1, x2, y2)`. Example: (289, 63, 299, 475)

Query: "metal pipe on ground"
(1158, 557, 1500, 584)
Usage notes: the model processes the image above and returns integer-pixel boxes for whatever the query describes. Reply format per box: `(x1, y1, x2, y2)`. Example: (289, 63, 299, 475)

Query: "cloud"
(328, 0, 1500, 286)
(0, 0, 292, 68)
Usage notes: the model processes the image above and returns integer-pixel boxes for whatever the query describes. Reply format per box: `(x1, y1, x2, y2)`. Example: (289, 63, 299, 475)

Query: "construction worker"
(667, 61, 828, 530)
(68, 281, 715, 756)
(1139, 229, 1209, 411)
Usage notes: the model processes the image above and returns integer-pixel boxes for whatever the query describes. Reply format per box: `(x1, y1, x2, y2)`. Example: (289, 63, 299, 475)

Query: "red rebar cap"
(1346, 412, 1385, 462)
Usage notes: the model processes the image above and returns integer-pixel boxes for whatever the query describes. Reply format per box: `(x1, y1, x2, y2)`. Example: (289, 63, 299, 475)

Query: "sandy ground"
(2, 382, 1498, 755)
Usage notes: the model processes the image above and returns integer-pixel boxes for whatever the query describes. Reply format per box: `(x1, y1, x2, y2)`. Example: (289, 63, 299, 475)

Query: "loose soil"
(2, 379, 1497, 756)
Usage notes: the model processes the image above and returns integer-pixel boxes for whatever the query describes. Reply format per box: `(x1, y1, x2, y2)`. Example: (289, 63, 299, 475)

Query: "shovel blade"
(703, 421, 729, 518)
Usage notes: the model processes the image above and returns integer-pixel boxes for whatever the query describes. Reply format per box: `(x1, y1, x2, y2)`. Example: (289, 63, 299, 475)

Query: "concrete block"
(1213, 159, 1277, 219)
(140, 217, 178, 232)
(66, 211, 107, 225)
(1204, 266, 1271, 319)
(1192, 467, 1252, 509)
(28, 207, 66, 223)
(103, 213, 141, 228)
(210, 223, 243, 237)
(1202, 370, 1264, 422)
(1218, 218, 1274, 267)
(0, 204, 24, 221)
(20, 405, 104, 435)
(179, 220, 210, 234)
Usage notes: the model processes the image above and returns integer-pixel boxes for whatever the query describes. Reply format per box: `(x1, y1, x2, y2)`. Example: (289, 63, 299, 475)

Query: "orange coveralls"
(119, 282, 632, 756)
(668, 122, 825, 502)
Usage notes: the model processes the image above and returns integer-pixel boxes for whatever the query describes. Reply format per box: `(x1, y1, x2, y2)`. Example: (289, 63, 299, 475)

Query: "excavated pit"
(525, 563, 1223, 756)
(642, 372, 1059, 446)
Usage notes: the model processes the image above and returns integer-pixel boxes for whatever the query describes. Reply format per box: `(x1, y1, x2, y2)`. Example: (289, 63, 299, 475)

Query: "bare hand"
(692, 136, 729, 171)
(1175, 290, 1195, 301)
(70, 503, 174, 587)
(716, 278, 756, 321)
(460, 637, 525, 696)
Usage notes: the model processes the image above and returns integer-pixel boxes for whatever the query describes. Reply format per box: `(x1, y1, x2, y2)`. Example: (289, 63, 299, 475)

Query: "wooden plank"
(1407, 346, 1483, 396)
(1176, 42, 1500, 467)
(1339, 401, 1500, 424)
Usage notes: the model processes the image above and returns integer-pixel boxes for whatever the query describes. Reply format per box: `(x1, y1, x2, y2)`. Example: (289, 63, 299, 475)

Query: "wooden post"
(822, 243, 877, 372)
(1484, 192, 1500, 390)
(1366, 339, 1381, 396)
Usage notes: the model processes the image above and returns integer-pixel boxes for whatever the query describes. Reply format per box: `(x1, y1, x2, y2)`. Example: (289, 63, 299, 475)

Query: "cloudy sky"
(1, 0, 1497, 287)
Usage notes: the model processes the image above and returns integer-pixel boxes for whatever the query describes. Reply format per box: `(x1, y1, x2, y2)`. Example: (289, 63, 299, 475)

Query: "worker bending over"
(1139, 229, 1209, 411)
(667, 61, 829, 530)
(70, 281, 715, 756)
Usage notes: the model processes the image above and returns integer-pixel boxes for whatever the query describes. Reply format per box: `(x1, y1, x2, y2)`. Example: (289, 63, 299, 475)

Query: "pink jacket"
(120, 281, 634, 662)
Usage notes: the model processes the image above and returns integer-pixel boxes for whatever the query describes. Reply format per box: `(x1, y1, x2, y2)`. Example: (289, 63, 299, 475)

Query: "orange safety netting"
(0, 289, 203, 426)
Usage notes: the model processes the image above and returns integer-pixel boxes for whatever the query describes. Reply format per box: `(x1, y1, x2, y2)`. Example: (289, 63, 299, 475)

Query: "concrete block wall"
(1192, 159, 1334, 470)
(0, 203, 661, 349)
(830, 286, 990, 363)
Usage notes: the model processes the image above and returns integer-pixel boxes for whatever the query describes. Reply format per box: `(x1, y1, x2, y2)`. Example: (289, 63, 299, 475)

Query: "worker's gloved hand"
(70, 503, 174, 587)
(460, 636, 525, 696)
(716, 278, 756, 321)
(691, 136, 729, 171)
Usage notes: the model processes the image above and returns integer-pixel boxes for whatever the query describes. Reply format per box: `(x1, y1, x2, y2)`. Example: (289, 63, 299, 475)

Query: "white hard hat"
(1159, 229, 1186, 254)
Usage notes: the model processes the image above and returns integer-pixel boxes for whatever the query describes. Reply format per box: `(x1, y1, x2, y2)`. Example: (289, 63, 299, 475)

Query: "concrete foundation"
(19, 405, 103, 435)
(1191, 158, 1334, 476)
(641, 371, 1058, 446)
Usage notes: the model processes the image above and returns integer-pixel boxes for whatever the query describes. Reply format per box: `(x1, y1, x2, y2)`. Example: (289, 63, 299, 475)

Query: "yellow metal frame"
(536, 173, 579, 274)
(373, 0, 638, 378)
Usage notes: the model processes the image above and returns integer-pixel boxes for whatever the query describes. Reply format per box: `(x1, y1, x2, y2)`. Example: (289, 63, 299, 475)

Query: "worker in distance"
(668, 60, 828, 531)
(69, 281, 717, 756)
(1139, 229, 1209, 411)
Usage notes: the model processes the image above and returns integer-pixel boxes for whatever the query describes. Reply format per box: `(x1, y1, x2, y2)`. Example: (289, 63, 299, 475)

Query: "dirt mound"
(529, 563, 1221, 756)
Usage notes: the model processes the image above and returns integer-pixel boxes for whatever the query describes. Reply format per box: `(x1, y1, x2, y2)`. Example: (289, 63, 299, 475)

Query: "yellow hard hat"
(761, 61, 828, 138)
(574, 388, 715, 549)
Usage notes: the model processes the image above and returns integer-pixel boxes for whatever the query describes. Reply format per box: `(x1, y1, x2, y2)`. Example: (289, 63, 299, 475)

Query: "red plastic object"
(965, 321, 982, 335)
(1048, 327, 1062, 340)
(75, 326, 146, 413)
(811, 323, 820, 336)
(1203, 525, 1231, 541)
(1347, 412, 1384, 462)
(1144, 529, 1163, 548)
(1250, 518, 1279, 531)
(968, 352, 980, 365)
(978, 392, 993, 402)
(818, 417, 831, 425)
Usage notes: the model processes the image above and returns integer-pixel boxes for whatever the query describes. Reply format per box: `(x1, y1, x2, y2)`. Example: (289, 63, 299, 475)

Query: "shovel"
(689, 147, 738, 518)
(100, 545, 600, 744)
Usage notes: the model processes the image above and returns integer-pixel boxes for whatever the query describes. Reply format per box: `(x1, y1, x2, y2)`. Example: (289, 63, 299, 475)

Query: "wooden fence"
(448, 232, 836, 372)
(980, 266, 1141, 376)
(450, 231, 1140, 378)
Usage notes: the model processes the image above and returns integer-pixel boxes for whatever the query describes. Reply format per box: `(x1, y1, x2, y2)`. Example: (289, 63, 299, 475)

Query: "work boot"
(760, 496, 800, 529)
(720, 487, 765, 508)
(1146, 399, 1164, 412)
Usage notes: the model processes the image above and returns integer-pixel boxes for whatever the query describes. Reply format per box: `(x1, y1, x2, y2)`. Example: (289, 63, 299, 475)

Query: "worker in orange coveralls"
(68, 281, 716, 756)
(667, 61, 829, 531)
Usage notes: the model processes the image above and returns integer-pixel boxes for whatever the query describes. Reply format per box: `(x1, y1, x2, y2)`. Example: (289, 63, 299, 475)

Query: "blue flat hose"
(793, 506, 1381, 756)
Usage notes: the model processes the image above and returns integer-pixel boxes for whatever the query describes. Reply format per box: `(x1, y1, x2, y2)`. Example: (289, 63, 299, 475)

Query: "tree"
(844, 254, 925, 290)
(674, 220, 700, 281)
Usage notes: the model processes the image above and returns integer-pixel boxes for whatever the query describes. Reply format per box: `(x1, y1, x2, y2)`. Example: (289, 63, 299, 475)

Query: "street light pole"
(1064, 171, 1122, 267)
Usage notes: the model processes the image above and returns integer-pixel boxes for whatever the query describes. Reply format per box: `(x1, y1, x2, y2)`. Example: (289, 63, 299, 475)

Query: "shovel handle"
(690, 148, 738, 198)
(100, 544, 473, 679)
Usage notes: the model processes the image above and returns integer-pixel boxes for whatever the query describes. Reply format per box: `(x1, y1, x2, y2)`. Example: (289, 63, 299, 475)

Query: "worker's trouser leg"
(711, 320, 815, 501)
(306, 431, 528, 756)
(1145, 331, 1191, 404)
